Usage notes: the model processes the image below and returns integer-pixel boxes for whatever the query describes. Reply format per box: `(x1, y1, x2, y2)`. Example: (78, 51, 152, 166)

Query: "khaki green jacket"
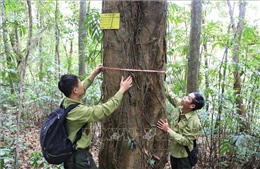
(63, 77, 123, 149)
(166, 87, 201, 158)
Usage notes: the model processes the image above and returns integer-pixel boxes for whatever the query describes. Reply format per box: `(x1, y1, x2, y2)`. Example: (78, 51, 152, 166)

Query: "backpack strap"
(72, 123, 87, 148)
(60, 98, 81, 112)
(63, 102, 87, 169)
(184, 139, 196, 154)
(65, 103, 79, 115)
(60, 98, 65, 109)
(63, 102, 87, 148)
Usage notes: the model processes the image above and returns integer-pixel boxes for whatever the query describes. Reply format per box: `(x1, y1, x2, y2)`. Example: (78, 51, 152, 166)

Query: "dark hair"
(191, 92, 205, 111)
(58, 74, 79, 97)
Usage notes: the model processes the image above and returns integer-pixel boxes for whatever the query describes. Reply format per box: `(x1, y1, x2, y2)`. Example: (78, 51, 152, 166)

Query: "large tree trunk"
(99, 1, 168, 169)
(186, 0, 202, 93)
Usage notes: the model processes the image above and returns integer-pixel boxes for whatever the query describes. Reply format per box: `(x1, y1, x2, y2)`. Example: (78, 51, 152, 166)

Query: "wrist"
(93, 70, 99, 76)
(119, 88, 125, 94)
(166, 127, 172, 133)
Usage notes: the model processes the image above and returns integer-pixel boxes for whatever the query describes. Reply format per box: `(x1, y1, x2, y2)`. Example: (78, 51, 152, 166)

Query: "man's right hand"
(89, 64, 103, 81)
(119, 76, 132, 94)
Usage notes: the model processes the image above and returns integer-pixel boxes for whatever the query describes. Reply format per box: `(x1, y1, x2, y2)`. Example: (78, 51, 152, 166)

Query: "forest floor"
(2, 124, 173, 169)
(2, 125, 101, 169)
(5, 124, 257, 169)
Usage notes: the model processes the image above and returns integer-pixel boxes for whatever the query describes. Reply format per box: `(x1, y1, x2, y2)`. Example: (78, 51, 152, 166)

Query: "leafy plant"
(0, 147, 14, 169)
(29, 151, 64, 169)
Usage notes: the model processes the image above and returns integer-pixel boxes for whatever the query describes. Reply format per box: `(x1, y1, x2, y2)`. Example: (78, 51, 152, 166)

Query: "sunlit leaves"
(85, 8, 102, 64)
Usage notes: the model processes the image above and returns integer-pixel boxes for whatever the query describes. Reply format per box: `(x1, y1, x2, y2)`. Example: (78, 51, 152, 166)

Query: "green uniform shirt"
(63, 76, 123, 149)
(166, 87, 201, 158)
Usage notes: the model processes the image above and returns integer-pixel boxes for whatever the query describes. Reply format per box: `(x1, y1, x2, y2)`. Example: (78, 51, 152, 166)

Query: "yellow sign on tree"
(100, 13, 120, 29)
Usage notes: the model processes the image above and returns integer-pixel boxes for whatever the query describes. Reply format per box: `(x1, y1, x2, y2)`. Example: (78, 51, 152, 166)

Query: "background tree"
(54, 0, 61, 78)
(99, 1, 168, 169)
(187, 0, 202, 93)
(1, 0, 17, 97)
(78, 0, 87, 76)
(16, 0, 32, 168)
(227, 0, 247, 130)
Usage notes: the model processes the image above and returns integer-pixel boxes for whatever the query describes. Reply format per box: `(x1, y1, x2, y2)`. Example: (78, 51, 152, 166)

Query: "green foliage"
(0, 147, 14, 169)
(85, 8, 102, 64)
(167, 3, 182, 25)
(219, 133, 260, 165)
(29, 151, 64, 169)
(29, 152, 42, 168)
(167, 3, 190, 58)
(166, 61, 187, 94)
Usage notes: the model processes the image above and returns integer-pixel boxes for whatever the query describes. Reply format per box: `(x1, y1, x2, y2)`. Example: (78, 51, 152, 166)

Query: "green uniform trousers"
(170, 155, 191, 169)
(64, 149, 98, 169)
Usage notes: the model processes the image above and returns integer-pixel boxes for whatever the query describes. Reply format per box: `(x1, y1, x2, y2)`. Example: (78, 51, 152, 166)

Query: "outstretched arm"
(165, 84, 182, 108)
(74, 76, 133, 123)
(82, 64, 103, 90)
(88, 64, 103, 81)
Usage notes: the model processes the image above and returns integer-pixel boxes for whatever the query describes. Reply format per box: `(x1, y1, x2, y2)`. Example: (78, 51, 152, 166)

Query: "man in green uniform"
(58, 64, 132, 169)
(157, 86, 204, 169)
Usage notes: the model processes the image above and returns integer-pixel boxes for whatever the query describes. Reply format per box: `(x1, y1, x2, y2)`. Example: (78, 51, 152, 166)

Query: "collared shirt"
(63, 76, 123, 149)
(166, 86, 201, 158)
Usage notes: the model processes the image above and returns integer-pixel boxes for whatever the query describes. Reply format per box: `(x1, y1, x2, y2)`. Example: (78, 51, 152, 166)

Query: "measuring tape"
(102, 66, 165, 74)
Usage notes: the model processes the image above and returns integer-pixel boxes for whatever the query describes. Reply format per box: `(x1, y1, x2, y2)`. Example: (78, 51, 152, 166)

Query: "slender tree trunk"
(202, 35, 209, 111)
(215, 0, 234, 132)
(55, 0, 60, 78)
(15, 1, 32, 168)
(186, 0, 202, 93)
(68, 40, 73, 73)
(100, 1, 168, 169)
(10, 26, 23, 67)
(78, 0, 87, 76)
(247, 67, 259, 126)
(228, 0, 248, 131)
(37, 4, 44, 81)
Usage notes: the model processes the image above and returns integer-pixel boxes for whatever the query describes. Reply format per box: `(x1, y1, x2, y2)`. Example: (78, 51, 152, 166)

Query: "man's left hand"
(157, 119, 170, 133)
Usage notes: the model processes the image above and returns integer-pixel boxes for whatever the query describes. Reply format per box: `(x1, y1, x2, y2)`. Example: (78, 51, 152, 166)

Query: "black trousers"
(170, 155, 191, 169)
(64, 148, 98, 169)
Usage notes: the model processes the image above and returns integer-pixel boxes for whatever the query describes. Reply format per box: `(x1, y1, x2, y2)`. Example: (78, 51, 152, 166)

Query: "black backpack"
(40, 100, 86, 164)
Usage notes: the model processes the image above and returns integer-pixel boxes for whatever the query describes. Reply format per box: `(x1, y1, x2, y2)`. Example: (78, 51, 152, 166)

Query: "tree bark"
(55, 0, 60, 78)
(15, 1, 32, 168)
(68, 40, 73, 73)
(99, 1, 168, 169)
(78, 0, 87, 76)
(215, 0, 233, 133)
(36, 5, 44, 81)
(227, 0, 248, 130)
(186, 0, 202, 93)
